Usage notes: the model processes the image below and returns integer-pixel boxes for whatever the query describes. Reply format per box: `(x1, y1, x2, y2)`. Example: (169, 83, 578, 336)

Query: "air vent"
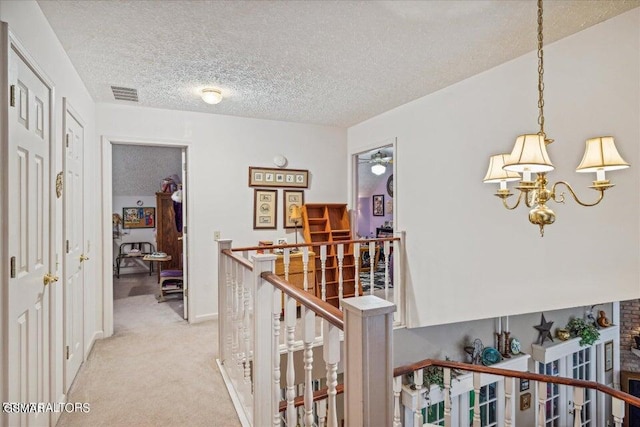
(111, 86, 138, 102)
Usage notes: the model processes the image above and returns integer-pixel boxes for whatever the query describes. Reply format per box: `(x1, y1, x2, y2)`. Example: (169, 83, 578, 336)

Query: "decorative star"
(534, 313, 554, 345)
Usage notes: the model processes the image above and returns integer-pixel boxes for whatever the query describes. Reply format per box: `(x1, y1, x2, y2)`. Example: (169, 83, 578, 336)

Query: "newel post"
(342, 295, 396, 426)
(252, 253, 278, 425)
(217, 239, 232, 363)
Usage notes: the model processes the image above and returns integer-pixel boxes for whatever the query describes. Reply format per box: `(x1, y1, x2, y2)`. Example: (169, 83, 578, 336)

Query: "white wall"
(97, 104, 347, 322)
(0, 0, 98, 416)
(348, 9, 640, 328)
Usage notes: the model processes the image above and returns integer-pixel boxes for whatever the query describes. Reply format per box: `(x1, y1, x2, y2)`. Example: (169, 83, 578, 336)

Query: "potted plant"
(566, 317, 600, 347)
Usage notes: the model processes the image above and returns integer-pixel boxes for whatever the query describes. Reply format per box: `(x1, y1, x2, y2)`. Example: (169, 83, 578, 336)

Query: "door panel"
(64, 104, 85, 390)
(7, 43, 52, 427)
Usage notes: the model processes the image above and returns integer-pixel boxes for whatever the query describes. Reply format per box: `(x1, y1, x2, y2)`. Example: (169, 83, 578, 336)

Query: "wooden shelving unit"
(301, 203, 360, 308)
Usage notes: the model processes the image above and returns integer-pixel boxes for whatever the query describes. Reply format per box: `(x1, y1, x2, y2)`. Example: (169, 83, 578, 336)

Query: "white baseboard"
(191, 313, 218, 323)
(85, 330, 103, 359)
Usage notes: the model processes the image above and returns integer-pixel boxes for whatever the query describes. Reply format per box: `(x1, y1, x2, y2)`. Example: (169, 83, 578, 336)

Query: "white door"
(63, 102, 85, 390)
(181, 149, 188, 320)
(6, 36, 53, 426)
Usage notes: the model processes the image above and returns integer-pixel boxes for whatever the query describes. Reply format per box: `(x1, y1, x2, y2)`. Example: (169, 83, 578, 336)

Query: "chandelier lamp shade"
(371, 163, 386, 175)
(483, 0, 629, 237)
(201, 88, 223, 104)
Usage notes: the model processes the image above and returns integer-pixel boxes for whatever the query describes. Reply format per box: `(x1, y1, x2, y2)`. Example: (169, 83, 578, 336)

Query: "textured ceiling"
(38, 0, 639, 127)
(112, 145, 182, 196)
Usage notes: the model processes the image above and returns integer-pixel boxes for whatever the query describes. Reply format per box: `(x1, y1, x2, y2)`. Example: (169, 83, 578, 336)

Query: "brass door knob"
(43, 273, 59, 286)
(80, 254, 90, 262)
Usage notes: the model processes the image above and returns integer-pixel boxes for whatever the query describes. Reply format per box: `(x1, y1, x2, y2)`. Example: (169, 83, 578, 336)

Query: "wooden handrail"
(261, 272, 344, 329)
(231, 236, 400, 253)
(221, 248, 254, 271)
(278, 384, 345, 412)
(394, 358, 640, 408)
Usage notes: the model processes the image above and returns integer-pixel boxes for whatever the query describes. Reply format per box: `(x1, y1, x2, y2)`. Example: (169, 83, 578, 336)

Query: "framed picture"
(253, 189, 277, 229)
(283, 190, 305, 228)
(520, 392, 531, 411)
(605, 340, 614, 372)
(249, 166, 309, 188)
(520, 379, 529, 392)
(122, 207, 155, 229)
(373, 194, 385, 216)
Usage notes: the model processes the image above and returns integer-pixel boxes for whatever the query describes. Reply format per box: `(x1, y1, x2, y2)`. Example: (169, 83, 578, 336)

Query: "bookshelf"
(301, 203, 360, 308)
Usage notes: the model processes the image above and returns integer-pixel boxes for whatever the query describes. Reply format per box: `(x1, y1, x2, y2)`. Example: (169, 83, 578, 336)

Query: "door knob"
(80, 254, 90, 262)
(43, 273, 59, 286)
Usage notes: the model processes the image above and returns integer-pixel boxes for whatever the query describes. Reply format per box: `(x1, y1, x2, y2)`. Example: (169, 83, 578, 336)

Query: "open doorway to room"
(353, 141, 395, 295)
(107, 142, 189, 334)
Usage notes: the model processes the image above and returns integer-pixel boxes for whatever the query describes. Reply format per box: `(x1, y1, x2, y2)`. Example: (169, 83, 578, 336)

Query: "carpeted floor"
(56, 274, 241, 427)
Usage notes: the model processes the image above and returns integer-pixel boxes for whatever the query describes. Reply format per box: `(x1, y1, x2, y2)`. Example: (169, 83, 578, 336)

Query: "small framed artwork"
(283, 190, 305, 228)
(249, 166, 309, 188)
(122, 207, 155, 229)
(520, 392, 531, 411)
(520, 379, 529, 392)
(605, 340, 614, 372)
(253, 189, 277, 229)
(373, 194, 385, 216)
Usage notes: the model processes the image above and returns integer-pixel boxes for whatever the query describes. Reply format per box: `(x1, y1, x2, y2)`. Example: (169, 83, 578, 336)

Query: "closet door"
(156, 192, 182, 270)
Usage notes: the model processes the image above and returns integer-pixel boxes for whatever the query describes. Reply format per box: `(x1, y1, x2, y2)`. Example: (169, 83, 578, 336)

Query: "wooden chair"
(359, 244, 380, 273)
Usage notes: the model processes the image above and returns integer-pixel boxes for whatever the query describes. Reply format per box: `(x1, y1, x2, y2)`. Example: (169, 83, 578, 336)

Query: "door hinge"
(10, 256, 16, 278)
(66, 345, 70, 360)
(66, 240, 70, 254)
(183, 225, 187, 234)
(66, 133, 70, 148)
(9, 85, 15, 107)
(184, 287, 188, 298)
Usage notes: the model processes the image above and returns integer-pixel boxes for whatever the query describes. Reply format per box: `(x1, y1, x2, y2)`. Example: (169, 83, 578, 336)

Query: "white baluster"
(302, 246, 309, 292)
(538, 381, 547, 427)
(272, 286, 282, 427)
(320, 245, 327, 301)
(368, 241, 375, 295)
(324, 321, 340, 427)
(393, 376, 402, 427)
(316, 398, 328, 427)
(612, 396, 625, 427)
(303, 306, 315, 426)
(472, 372, 480, 427)
(383, 240, 390, 300)
(413, 369, 423, 425)
(283, 248, 291, 281)
(337, 243, 344, 306)
(285, 294, 297, 426)
(354, 242, 360, 297)
(231, 262, 239, 371)
(445, 368, 453, 427)
(505, 376, 514, 427)
(573, 386, 584, 427)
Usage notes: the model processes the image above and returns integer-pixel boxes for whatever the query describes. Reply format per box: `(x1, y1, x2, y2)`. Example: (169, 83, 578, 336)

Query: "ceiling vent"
(111, 86, 138, 102)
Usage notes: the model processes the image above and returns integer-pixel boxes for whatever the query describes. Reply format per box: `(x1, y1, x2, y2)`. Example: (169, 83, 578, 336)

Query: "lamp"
(483, 0, 629, 237)
(290, 204, 302, 246)
(371, 163, 386, 175)
(201, 88, 223, 105)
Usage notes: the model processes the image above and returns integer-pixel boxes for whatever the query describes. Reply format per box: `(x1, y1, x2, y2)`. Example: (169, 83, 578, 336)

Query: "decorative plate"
(481, 347, 502, 366)
(510, 338, 521, 355)
(386, 174, 393, 197)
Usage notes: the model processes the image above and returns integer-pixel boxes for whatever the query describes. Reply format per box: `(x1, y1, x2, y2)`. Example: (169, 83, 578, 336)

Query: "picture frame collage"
(250, 167, 308, 230)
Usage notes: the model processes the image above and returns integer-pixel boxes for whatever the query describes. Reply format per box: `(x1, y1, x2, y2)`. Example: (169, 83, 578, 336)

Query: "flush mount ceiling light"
(201, 88, 223, 105)
(483, 0, 629, 237)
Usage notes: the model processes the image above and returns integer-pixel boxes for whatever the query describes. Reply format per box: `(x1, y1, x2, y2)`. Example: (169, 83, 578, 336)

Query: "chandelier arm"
(501, 191, 524, 210)
(551, 181, 605, 207)
(524, 189, 536, 208)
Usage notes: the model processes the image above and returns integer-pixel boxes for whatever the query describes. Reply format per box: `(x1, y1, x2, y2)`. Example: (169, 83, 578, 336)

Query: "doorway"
(101, 137, 191, 338)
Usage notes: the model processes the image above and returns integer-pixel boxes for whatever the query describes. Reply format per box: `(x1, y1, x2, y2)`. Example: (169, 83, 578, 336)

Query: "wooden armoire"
(155, 192, 183, 271)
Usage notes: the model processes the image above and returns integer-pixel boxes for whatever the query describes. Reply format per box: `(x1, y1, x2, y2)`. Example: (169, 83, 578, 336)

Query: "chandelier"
(483, 0, 629, 237)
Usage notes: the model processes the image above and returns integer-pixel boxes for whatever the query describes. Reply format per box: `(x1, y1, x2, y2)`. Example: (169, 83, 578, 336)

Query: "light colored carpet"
(56, 275, 241, 426)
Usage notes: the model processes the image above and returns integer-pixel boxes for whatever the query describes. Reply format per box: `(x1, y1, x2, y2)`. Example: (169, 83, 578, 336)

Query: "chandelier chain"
(537, 0, 545, 138)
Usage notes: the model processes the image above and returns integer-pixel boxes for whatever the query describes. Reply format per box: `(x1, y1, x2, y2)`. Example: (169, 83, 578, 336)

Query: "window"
(425, 401, 445, 426)
(572, 348, 593, 427)
(469, 382, 498, 427)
